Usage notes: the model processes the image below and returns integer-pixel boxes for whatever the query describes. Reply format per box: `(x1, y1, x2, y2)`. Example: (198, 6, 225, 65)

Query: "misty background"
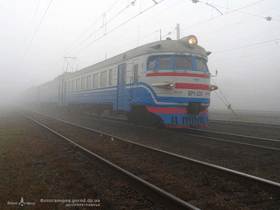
(0, 0, 279, 112)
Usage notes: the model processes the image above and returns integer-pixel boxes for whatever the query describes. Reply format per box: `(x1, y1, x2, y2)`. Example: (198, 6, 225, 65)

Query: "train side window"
(133, 65, 138, 83)
(93, 74, 98, 88)
(72, 80, 76, 91)
(100, 71, 106, 87)
(109, 69, 113, 86)
(87, 75, 92, 89)
(158, 55, 171, 69)
(148, 56, 157, 69)
(81, 77, 86, 90)
(174, 56, 193, 69)
(195, 57, 208, 71)
(68, 81, 72, 92)
(76, 78, 81, 91)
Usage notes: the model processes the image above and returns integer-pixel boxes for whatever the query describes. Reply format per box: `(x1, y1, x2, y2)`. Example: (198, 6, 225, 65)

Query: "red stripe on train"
(146, 72, 210, 78)
(175, 83, 209, 90)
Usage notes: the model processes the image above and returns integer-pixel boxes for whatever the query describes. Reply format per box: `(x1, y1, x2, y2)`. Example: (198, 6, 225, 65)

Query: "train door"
(132, 59, 139, 98)
(117, 63, 126, 110)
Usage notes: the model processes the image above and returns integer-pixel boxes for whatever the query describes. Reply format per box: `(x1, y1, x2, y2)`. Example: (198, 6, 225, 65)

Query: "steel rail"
(83, 113, 280, 154)
(20, 110, 280, 193)
(19, 111, 199, 210)
(185, 127, 280, 147)
(209, 118, 280, 128)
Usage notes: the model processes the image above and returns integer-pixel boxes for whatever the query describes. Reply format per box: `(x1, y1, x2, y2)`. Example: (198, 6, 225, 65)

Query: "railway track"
(209, 118, 280, 129)
(172, 128, 280, 154)
(83, 113, 280, 154)
(19, 110, 199, 210)
(19, 110, 280, 196)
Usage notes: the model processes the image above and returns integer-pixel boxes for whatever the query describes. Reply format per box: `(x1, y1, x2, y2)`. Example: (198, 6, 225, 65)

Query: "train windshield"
(147, 55, 208, 72)
(158, 56, 171, 68)
(174, 56, 193, 69)
(195, 57, 208, 71)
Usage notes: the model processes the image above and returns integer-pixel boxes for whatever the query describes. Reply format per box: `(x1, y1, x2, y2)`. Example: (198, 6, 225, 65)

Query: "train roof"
(67, 35, 208, 78)
(39, 35, 208, 86)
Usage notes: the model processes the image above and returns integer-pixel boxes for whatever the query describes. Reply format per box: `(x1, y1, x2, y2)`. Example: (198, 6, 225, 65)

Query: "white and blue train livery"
(25, 35, 217, 128)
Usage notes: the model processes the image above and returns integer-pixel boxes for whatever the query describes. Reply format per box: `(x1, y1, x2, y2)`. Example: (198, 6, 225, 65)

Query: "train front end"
(144, 35, 217, 128)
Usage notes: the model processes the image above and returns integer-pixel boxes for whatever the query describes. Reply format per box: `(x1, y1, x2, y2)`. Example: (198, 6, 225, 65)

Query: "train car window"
(76, 78, 81, 91)
(81, 77, 86, 90)
(133, 65, 138, 83)
(68, 81, 72, 92)
(109, 69, 113, 86)
(195, 57, 208, 71)
(158, 55, 171, 68)
(72, 80, 76, 91)
(174, 56, 193, 69)
(100, 71, 107, 87)
(87, 75, 92, 89)
(148, 56, 157, 69)
(93, 74, 98, 88)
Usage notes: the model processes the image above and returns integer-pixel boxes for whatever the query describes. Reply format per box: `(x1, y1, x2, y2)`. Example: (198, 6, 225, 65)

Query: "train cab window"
(133, 65, 138, 83)
(158, 55, 171, 69)
(148, 56, 157, 69)
(174, 56, 193, 69)
(81, 77, 86, 90)
(195, 57, 208, 71)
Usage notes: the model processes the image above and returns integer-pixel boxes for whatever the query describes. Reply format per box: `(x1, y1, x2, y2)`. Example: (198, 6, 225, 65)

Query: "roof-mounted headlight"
(188, 35, 197, 47)
(180, 35, 198, 48)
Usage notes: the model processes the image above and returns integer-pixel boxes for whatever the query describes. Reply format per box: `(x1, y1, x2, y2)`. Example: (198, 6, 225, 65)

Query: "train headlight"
(180, 35, 198, 48)
(209, 85, 218, 91)
(188, 36, 197, 46)
(165, 82, 173, 87)
(151, 82, 173, 88)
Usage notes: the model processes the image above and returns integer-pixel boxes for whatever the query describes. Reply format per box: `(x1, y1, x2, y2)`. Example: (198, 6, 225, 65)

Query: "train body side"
(28, 36, 214, 128)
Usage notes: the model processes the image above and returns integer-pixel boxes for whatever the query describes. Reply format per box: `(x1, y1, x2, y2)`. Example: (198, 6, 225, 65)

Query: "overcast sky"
(0, 0, 279, 111)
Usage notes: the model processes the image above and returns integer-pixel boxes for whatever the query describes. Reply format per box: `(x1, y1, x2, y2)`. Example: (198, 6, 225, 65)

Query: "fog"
(0, 0, 279, 111)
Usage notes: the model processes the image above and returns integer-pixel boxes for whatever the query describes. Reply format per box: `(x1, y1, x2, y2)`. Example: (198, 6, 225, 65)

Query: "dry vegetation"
(21, 109, 280, 209)
(0, 109, 156, 210)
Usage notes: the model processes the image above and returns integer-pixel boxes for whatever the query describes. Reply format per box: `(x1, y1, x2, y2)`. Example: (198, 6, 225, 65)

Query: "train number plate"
(188, 91, 203, 96)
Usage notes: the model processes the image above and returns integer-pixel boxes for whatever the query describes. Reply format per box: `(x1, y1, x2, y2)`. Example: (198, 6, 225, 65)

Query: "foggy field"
(0, 0, 279, 111)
